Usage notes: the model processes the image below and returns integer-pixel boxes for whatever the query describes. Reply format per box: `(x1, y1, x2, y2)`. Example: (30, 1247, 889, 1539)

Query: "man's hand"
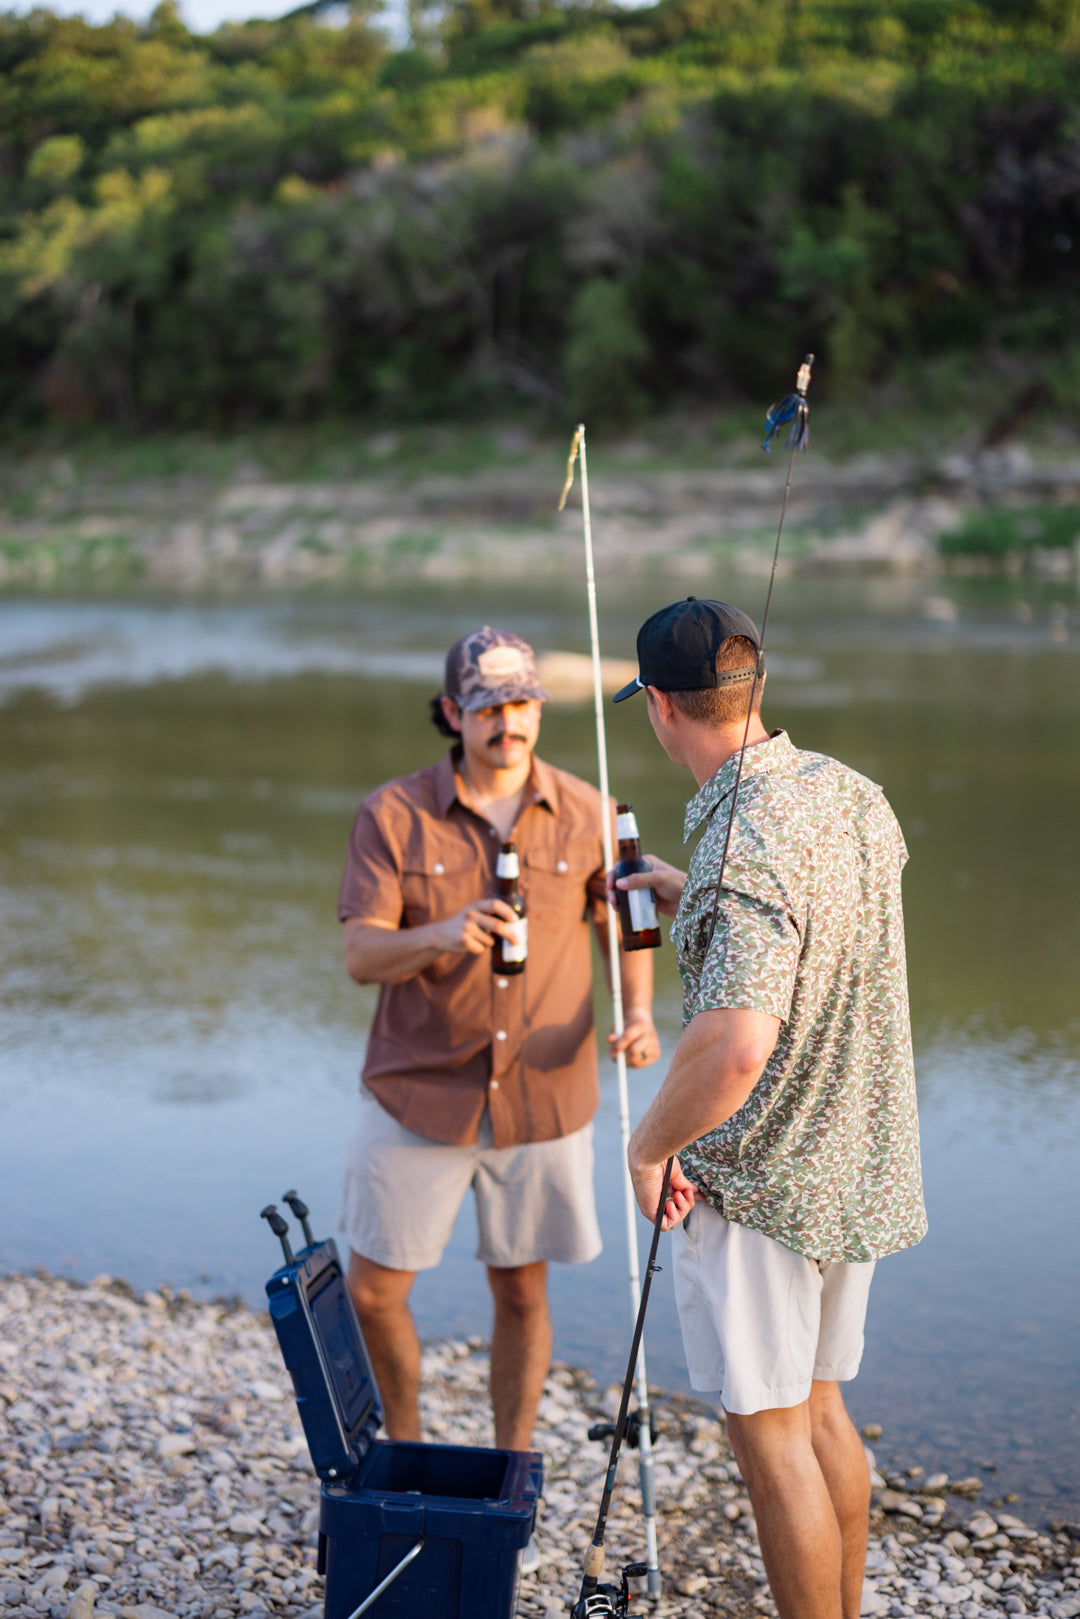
(435, 897, 519, 956)
(608, 854, 687, 918)
(608, 1009, 660, 1068)
(628, 1153, 696, 1231)
(344, 899, 521, 984)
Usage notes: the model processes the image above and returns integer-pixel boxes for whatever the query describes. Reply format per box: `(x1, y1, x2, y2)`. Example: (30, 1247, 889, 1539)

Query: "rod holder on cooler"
(260, 1205, 295, 1267)
(282, 1189, 316, 1249)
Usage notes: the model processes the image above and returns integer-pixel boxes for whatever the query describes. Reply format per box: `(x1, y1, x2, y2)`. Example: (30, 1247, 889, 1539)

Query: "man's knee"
(486, 1261, 549, 1317)
(726, 1401, 816, 1477)
(808, 1380, 858, 1441)
(348, 1252, 416, 1319)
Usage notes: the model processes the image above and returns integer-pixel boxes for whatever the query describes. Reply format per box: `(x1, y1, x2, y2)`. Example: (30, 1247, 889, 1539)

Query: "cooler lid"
(266, 1238, 382, 1483)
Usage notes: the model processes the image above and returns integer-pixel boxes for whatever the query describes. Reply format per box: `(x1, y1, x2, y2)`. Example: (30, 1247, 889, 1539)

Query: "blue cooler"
(264, 1229, 542, 1619)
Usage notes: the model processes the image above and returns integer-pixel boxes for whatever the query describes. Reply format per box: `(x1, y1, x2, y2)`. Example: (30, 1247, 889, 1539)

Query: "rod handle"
(583, 1543, 605, 1579)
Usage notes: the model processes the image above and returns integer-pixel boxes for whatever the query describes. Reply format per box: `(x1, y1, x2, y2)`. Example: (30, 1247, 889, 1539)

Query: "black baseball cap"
(613, 597, 762, 702)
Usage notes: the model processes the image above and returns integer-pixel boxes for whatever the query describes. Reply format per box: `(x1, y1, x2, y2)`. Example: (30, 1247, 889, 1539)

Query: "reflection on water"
(1, 580, 1078, 1520)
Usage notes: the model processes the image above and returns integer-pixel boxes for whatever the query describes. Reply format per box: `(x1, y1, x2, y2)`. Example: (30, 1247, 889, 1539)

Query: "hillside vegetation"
(1, 0, 1079, 427)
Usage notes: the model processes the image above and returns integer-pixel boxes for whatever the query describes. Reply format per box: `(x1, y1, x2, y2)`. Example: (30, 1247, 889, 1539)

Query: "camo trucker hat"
(445, 626, 552, 712)
(613, 597, 762, 702)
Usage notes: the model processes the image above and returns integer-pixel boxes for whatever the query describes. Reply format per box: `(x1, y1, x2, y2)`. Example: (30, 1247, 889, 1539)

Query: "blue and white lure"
(762, 353, 814, 454)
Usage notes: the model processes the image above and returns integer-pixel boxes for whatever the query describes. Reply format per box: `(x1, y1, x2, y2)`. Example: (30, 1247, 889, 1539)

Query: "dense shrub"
(0, 0, 1079, 424)
(939, 506, 1080, 559)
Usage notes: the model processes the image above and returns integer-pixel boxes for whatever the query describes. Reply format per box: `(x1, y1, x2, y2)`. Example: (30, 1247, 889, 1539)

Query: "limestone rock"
(65, 1581, 98, 1619)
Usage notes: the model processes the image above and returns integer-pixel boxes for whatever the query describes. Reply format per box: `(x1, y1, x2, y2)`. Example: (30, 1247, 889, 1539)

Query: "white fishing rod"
(559, 424, 662, 1600)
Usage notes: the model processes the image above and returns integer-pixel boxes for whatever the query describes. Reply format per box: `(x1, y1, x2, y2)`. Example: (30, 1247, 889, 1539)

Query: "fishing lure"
(762, 353, 814, 454)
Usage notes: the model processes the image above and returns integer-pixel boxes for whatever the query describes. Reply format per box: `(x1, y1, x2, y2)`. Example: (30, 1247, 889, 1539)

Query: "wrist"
(627, 1129, 651, 1172)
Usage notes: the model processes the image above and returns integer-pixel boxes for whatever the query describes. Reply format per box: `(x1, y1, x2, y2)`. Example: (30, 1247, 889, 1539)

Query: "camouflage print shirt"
(672, 729, 927, 1264)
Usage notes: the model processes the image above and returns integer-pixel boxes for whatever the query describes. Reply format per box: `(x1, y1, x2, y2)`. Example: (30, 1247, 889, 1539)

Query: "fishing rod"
(563, 355, 814, 1616)
(571, 1156, 673, 1619)
(559, 424, 662, 1599)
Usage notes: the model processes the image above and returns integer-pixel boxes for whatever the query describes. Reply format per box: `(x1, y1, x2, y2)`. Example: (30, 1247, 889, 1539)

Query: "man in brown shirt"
(338, 626, 658, 1460)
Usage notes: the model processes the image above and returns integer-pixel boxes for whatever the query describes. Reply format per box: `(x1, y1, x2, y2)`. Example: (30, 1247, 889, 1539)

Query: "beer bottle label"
(628, 888, 658, 932)
(615, 811, 640, 841)
(503, 918, 528, 963)
(496, 850, 520, 879)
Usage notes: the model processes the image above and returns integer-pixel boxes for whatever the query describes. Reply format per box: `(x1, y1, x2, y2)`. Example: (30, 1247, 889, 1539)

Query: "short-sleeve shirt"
(338, 749, 609, 1148)
(671, 729, 927, 1264)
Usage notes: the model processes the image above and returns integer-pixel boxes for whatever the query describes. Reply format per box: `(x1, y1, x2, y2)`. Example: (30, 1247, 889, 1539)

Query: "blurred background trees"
(1, 0, 1078, 427)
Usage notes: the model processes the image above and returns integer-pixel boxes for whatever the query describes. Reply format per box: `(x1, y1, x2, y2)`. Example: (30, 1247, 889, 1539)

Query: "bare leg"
(809, 1380, 871, 1619)
(347, 1253, 421, 1441)
(486, 1262, 551, 1451)
(725, 1400, 844, 1619)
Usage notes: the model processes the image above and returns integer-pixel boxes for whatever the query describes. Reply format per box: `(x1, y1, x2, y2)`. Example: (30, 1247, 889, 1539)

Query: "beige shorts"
(671, 1200, 875, 1415)
(339, 1086, 602, 1272)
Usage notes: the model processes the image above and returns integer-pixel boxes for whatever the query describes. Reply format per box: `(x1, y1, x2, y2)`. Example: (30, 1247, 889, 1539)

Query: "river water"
(1, 577, 1078, 1521)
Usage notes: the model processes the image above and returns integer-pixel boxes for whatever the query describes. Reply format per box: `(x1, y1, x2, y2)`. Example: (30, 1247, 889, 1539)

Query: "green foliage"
(939, 505, 1080, 558)
(563, 277, 649, 420)
(26, 133, 86, 188)
(0, 0, 1079, 426)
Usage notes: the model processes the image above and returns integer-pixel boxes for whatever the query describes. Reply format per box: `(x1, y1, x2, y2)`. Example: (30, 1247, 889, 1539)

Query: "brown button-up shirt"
(338, 749, 609, 1148)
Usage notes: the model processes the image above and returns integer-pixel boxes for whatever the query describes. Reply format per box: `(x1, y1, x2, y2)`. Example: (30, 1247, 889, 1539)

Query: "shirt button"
(556, 859, 568, 872)
(489, 827, 497, 837)
(495, 1030, 507, 1041)
(433, 862, 445, 875)
(490, 1080, 500, 1091)
(496, 978, 508, 989)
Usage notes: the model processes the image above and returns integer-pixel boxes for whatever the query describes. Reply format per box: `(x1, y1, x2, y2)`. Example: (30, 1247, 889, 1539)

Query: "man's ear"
(646, 686, 676, 726)
(440, 696, 463, 733)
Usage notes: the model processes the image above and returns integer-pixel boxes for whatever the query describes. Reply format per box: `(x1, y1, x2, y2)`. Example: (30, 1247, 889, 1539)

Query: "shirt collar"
(434, 748, 559, 819)
(683, 728, 796, 841)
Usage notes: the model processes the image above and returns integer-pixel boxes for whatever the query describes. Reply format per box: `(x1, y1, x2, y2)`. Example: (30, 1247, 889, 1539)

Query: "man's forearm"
(618, 945, 654, 1019)
(628, 1007, 779, 1167)
(595, 919, 655, 1017)
(343, 920, 448, 985)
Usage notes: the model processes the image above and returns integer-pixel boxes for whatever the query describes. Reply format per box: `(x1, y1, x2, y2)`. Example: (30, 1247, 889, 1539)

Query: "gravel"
(0, 1274, 1076, 1619)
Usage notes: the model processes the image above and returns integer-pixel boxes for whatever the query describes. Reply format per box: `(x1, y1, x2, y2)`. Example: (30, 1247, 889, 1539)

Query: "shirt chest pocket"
(522, 837, 599, 928)
(401, 846, 483, 928)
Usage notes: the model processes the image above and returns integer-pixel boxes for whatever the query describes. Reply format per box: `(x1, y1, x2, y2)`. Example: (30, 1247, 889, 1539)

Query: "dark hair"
(664, 635, 763, 724)
(429, 694, 460, 738)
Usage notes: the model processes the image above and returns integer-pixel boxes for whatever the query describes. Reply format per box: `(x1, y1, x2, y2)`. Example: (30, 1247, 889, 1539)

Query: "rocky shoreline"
(2, 445, 1080, 588)
(0, 1274, 1077, 1619)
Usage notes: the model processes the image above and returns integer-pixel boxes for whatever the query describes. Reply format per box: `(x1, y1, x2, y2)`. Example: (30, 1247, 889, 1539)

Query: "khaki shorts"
(339, 1086, 602, 1272)
(672, 1200, 875, 1415)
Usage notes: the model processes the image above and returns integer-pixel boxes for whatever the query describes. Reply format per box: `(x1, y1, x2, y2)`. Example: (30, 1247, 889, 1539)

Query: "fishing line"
(707, 353, 814, 939)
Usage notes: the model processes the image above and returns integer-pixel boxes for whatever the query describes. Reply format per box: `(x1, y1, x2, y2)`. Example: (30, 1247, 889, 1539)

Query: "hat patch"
(477, 646, 527, 685)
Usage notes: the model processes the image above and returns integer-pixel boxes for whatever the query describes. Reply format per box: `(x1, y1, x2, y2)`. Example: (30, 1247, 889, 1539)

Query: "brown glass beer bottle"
(614, 803, 661, 951)
(492, 841, 527, 976)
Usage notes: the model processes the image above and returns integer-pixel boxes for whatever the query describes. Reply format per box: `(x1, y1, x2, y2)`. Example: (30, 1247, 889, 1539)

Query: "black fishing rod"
(571, 1155, 673, 1618)
(567, 354, 815, 1617)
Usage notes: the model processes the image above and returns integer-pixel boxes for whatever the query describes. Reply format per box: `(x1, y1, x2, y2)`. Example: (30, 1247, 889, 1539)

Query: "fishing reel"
(587, 1408, 658, 1451)
(571, 1563, 648, 1618)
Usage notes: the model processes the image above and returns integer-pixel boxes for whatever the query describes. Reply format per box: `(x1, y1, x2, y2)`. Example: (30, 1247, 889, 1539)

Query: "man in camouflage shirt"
(612, 598, 926, 1619)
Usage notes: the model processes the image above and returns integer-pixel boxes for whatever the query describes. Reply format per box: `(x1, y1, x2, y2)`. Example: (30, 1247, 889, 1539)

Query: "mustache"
(487, 733, 528, 746)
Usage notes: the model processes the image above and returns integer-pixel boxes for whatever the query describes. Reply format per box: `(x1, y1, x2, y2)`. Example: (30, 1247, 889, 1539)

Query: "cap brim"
(612, 675, 644, 703)
(456, 684, 551, 711)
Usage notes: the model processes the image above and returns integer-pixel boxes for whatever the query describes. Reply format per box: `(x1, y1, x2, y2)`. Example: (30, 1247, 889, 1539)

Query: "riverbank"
(0, 1275, 1077, 1619)
(1, 427, 1080, 589)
